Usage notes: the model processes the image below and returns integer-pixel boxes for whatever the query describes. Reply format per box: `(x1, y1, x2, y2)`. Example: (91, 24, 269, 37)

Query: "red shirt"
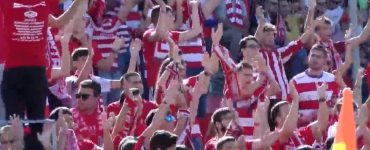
(260, 40, 303, 100)
(107, 96, 157, 137)
(271, 126, 313, 150)
(0, 10, 5, 64)
(1, 0, 59, 69)
(71, 106, 104, 147)
(143, 29, 180, 87)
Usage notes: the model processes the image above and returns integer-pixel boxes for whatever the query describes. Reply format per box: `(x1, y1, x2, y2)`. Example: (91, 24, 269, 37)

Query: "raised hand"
(130, 38, 143, 55)
(253, 54, 268, 74)
(57, 110, 68, 130)
(10, 115, 23, 140)
(37, 122, 53, 149)
(308, 0, 316, 10)
(212, 23, 223, 46)
(202, 52, 213, 73)
(164, 80, 181, 104)
(112, 36, 124, 53)
(103, 115, 116, 130)
(316, 82, 328, 100)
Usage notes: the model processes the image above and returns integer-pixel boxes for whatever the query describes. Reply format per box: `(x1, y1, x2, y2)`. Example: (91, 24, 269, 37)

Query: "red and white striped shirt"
(260, 40, 303, 100)
(143, 29, 180, 87)
(92, 16, 131, 70)
(292, 71, 340, 127)
(225, 0, 245, 28)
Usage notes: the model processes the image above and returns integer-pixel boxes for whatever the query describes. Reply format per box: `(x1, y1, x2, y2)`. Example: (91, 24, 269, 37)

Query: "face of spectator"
(215, 112, 233, 133)
(317, 23, 332, 42)
(77, 87, 98, 112)
(0, 127, 14, 150)
(125, 75, 144, 96)
(279, 0, 290, 17)
(73, 56, 87, 71)
(317, 0, 327, 13)
(308, 49, 327, 71)
(262, 30, 276, 48)
(266, 0, 278, 14)
(219, 141, 238, 150)
(241, 40, 260, 60)
(327, 0, 342, 10)
(237, 67, 253, 86)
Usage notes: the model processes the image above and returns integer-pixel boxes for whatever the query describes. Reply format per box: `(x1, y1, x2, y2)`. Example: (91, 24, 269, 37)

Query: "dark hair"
(310, 44, 328, 58)
(150, 130, 178, 149)
(80, 80, 101, 97)
(212, 107, 232, 124)
(49, 107, 72, 120)
(118, 136, 137, 150)
(239, 36, 259, 50)
(151, 5, 173, 25)
(297, 145, 314, 150)
(145, 109, 158, 126)
(72, 47, 89, 61)
(236, 62, 253, 72)
(269, 101, 289, 131)
(216, 136, 235, 150)
(176, 145, 188, 150)
(120, 72, 141, 85)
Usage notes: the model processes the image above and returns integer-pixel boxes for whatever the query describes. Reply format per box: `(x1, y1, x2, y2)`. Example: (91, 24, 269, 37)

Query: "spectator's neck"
(306, 68, 324, 78)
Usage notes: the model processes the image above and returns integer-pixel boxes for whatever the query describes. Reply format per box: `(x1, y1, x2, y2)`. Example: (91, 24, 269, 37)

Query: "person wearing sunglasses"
(70, 79, 106, 149)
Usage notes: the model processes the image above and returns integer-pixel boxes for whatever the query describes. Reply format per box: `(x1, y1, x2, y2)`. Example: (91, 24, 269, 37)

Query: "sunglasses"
(76, 93, 91, 100)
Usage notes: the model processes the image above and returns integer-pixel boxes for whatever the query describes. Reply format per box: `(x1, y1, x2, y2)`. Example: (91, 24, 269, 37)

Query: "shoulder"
(292, 72, 307, 80)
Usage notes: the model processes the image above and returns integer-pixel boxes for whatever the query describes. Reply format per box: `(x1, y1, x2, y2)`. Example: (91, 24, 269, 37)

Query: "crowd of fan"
(1, 0, 370, 149)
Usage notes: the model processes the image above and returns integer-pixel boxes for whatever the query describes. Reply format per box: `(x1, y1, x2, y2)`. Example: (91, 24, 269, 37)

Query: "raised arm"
(347, 11, 370, 47)
(51, 21, 73, 80)
(201, 0, 221, 18)
(335, 33, 353, 88)
(310, 83, 330, 142)
(147, 0, 169, 42)
(127, 39, 143, 73)
(173, 0, 184, 30)
(117, 0, 141, 22)
(354, 68, 365, 104)
(279, 81, 299, 143)
(178, 0, 202, 42)
(103, 115, 116, 150)
(48, 0, 88, 28)
(254, 6, 266, 42)
(111, 103, 129, 138)
(304, 0, 316, 31)
(76, 37, 94, 85)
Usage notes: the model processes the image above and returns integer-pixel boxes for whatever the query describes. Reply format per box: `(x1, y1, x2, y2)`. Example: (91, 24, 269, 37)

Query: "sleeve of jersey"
(278, 40, 303, 59)
(245, 141, 253, 150)
(212, 45, 239, 99)
(133, 136, 146, 150)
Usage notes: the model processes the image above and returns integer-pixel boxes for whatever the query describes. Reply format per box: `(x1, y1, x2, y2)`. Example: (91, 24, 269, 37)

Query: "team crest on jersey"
(24, 10, 38, 18)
